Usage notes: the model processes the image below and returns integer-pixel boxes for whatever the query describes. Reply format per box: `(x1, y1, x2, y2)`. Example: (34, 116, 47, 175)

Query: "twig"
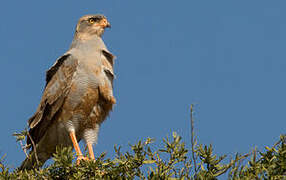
(19, 140, 29, 158)
(253, 147, 257, 163)
(27, 130, 39, 166)
(190, 104, 198, 173)
(215, 153, 249, 177)
(274, 134, 286, 147)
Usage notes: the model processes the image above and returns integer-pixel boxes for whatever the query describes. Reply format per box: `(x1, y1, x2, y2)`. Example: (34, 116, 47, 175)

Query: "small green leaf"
(143, 160, 156, 164)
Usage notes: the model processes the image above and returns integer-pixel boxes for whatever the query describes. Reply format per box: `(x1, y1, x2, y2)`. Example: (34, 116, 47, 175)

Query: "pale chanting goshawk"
(19, 14, 116, 170)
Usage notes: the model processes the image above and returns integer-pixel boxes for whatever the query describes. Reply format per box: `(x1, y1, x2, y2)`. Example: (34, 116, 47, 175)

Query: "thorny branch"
(19, 140, 28, 158)
(27, 130, 39, 167)
(190, 104, 198, 173)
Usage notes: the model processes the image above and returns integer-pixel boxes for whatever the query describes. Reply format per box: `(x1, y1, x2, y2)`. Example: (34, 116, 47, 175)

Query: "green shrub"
(1, 133, 286, 179)
(3, 106, 286, 179)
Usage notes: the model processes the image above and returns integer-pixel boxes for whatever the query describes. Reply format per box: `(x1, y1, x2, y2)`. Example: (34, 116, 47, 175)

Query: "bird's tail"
(18, 150, 49, 170)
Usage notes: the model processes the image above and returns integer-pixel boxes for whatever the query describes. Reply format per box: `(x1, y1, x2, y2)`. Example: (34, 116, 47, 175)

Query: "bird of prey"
(19, 14, 116, 170)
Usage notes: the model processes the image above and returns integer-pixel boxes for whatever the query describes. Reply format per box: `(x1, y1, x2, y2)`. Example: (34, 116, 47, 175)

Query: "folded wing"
(27, 54, 78, 147)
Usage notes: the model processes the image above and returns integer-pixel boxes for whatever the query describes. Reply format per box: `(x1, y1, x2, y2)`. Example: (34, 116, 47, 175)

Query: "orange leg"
(69, 131, 89, 164)
(87, 143, 95, 160)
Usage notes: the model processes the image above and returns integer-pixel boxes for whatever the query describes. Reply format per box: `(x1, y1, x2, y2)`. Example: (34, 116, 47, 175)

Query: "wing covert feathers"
(27, 54, 78, 146)
(102, 50, 115, 67)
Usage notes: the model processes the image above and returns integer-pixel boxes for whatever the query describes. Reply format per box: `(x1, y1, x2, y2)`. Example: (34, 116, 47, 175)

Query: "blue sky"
(0, 0, 285, 170)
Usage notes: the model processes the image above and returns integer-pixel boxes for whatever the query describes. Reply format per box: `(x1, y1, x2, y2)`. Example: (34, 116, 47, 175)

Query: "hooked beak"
(100, 18, 111, 28)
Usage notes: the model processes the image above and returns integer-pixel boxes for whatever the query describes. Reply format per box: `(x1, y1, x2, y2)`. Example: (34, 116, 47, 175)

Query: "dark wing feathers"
(45, 54, 71, 86)
(27, 54, 78, 146)
(102, 50, 115, 81)
(102, 50, 115, 67)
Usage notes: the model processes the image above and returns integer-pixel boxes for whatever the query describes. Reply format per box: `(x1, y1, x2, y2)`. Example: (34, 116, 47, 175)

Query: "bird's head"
(74, 14, 111, 40)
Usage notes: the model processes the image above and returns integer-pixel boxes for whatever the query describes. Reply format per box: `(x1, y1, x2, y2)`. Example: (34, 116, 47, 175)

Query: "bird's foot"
(76, 155, 89, 165)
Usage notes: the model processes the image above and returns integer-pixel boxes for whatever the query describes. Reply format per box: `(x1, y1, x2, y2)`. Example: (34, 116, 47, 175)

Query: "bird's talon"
(76, 155, 89, 165)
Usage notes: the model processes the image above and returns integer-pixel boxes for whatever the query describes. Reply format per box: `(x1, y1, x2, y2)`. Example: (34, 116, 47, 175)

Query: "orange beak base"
(99, 18, 111, 28)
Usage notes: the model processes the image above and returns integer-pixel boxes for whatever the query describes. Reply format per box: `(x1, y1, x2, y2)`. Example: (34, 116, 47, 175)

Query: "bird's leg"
(69, 131, 89, 164)
(87, 143, 95, 160)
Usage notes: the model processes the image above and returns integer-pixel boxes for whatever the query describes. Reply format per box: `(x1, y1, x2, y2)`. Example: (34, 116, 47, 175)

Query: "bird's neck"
(73, 28, 104, 41)
(70, 35, 107, 51)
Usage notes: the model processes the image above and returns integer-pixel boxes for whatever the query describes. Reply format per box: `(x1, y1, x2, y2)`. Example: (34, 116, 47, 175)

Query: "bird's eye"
(89, 18, 95, 24)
